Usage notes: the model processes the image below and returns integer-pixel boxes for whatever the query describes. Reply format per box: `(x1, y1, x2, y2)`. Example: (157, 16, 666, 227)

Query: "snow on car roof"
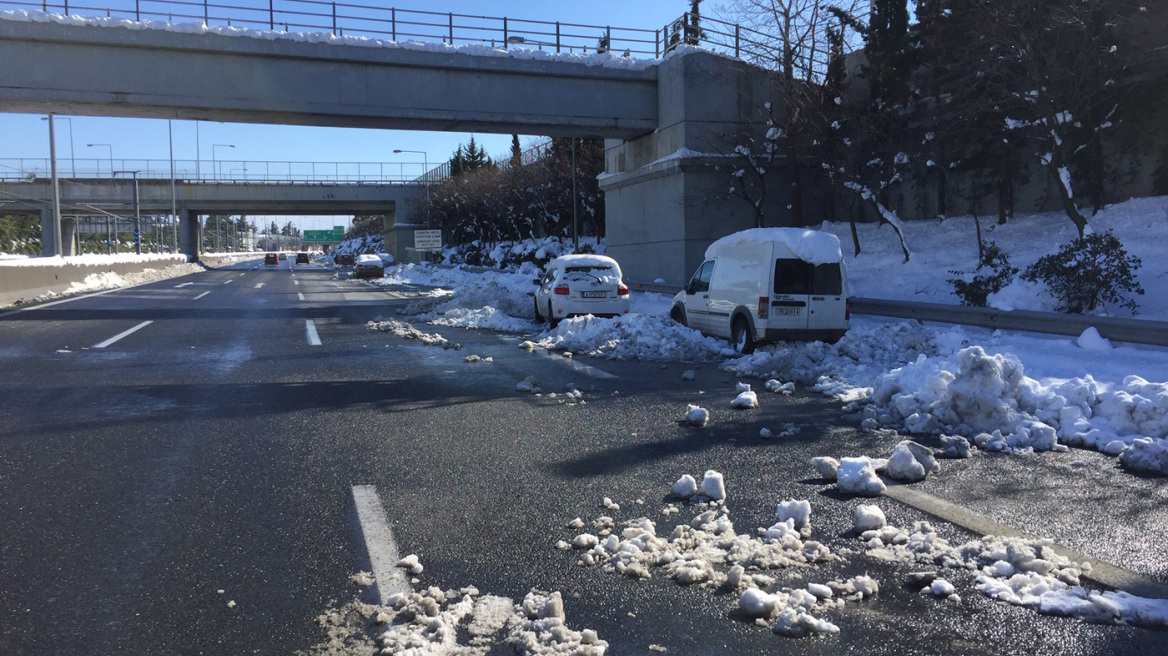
(356, 253, 382, 262)
(550, 254, 620, 270)
(705, 228, 842, 265)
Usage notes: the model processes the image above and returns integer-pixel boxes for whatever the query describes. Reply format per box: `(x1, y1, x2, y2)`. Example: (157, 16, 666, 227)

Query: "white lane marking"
(223, 279, 234, 285)
(298, 292, 305, 301)
(174, 282, 194, 288)
(351, 485, 410, 604)
(193, 291, 210, 300)
(293, 280, 300, 286)
(254, 283, 265, 289)
(94, 320, 154, 349)
(238, 273, 246, 277)
(305, 319, 322, 346)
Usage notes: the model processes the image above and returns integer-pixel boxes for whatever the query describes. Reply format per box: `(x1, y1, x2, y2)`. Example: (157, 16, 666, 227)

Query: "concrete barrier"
(198, 253, 261, 268)
(0, 255, 188, 306)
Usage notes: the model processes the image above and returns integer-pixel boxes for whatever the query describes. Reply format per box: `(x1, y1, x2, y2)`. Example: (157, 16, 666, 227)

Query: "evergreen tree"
(510, 135, 522, 168)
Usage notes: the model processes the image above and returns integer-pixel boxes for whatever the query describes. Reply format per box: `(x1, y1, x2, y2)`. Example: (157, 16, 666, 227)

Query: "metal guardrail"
(2, 1, 663, 56)
(628, 283, 1168, 347)
(848, 298, 1168, 348)
(0, 157, 425, 183)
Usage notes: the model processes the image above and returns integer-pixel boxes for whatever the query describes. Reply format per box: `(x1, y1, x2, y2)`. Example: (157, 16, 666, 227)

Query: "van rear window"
(774, 260, 842, 295)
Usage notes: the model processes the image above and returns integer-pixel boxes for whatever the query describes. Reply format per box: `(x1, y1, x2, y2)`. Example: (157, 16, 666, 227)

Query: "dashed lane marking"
(193, 291, 210, 300)
(93, 320, 154, 349)
(298, 292, 305, 301)
(174, 282, 194, 288)
(305, 319, 322, 346)
(352, 485, 410, 604)
(254, 283, 265, 289)
(223, 279, 234, 285)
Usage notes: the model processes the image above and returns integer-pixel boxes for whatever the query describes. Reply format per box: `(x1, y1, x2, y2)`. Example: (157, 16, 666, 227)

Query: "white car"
(533, 254, 630, 327)
(353, 253, 385, 279)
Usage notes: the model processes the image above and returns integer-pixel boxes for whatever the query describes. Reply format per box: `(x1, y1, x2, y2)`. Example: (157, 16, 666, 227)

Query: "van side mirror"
(685, 280, 695, 295)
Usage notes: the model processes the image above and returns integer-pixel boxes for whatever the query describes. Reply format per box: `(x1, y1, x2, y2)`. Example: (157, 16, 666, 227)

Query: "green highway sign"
(304, 226, 346, 243)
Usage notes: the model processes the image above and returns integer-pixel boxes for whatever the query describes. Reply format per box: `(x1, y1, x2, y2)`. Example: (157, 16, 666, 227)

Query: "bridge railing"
(5, 1, 664, 56)
(0, 157, 431, 183)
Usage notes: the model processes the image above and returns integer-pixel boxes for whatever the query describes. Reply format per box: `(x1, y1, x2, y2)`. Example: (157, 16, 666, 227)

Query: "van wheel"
(548, 301, 560, 329)
(533, 297, 544, 323)
(670, 306, 688, 327)
(732, 318, 756, 355)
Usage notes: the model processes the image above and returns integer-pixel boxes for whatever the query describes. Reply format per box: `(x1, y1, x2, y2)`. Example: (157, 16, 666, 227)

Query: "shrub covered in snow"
(1021, 230, 1144, 314)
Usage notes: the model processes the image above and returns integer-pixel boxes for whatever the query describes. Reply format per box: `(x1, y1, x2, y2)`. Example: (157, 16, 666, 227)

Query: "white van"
(670, 228, 849, 353)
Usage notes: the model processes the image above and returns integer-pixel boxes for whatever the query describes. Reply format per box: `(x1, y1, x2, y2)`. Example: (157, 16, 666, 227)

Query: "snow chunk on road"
(672, 474, 699, 499)
(1076, 326, 1113, 352)
(731, 384, 759, 409)
(686, 405, 710, 427)
(1119, 437, 1168, 476)
(837, 457, 886, 496)
(702, 470, 726, 501)
(775, 499, 811, 533)
(854, 505, 887, 531)
(811, 457, 840, 481)
(885, 440, 939, 482)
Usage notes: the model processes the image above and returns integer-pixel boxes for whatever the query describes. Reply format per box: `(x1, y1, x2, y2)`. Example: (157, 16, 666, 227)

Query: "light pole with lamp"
(87, 143, 113, 178)
(42, 116, 75, 177)
(88, 143, 114, 251)
(213, 144, 234, 180)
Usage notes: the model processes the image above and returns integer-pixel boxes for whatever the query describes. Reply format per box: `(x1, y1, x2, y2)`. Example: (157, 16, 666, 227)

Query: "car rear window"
(774, 260, 842, 295)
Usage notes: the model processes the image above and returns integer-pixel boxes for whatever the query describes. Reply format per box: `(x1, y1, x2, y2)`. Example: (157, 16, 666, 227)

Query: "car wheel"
(732, 317, 756, 355)
(534, 297, 544, 323)
(670, 306, 688, 327)
(548, 301, 560, 329)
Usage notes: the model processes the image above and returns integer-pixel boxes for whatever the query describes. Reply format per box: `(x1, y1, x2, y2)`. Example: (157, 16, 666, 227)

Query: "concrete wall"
(601, 51, 791, 285)
(0, 256, 188, 306)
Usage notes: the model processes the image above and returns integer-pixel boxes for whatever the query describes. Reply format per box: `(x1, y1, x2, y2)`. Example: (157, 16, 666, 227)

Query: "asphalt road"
(0, 258, 1164, 656)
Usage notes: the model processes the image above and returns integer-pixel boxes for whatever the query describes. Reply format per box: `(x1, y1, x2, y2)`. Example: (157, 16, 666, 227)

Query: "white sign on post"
(414, 230, 442, 250)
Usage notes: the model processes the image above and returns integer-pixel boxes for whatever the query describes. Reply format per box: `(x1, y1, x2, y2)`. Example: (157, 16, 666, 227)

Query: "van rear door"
(770, 258, 812, 333)
(807, 262, 847, 334)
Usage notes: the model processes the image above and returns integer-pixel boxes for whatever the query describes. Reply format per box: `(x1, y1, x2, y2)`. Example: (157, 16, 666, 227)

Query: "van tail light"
(845, 299, 851, 321)
(758, 297, 769, 319)
(617, 283, 629, 296)
(554, 284, 570, 296)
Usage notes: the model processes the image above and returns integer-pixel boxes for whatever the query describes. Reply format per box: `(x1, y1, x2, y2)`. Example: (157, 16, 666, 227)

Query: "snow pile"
(860, 344, 1168, 473)
(884, 440, 940, 482)
(739, 575, 878, 637)
(367, 318, 453, 347)
(536, 313, 733, 362)
(566, 481, 835, 590)
(374, 585, 608, 655)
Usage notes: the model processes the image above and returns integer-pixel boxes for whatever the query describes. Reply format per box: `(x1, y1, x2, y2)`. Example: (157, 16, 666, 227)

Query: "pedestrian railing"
(0, 157, 429, 183)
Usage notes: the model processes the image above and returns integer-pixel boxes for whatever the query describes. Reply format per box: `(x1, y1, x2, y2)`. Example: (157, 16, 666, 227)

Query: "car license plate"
(775, 307, 800, 316)
(582, 291, 607, 298)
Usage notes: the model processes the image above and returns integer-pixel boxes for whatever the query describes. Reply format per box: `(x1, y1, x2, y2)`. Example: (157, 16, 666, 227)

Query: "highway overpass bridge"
(0, 9, 785, 283)
(0, 176, 425, 256)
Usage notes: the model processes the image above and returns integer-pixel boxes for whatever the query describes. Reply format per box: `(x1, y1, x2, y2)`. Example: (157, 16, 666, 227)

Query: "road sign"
(304, 229, 340, 243)
(414, 229, 442, 250)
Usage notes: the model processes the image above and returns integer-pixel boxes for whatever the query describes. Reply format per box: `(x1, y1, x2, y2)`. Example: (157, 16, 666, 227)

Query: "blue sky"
(3, 2, 690, 190)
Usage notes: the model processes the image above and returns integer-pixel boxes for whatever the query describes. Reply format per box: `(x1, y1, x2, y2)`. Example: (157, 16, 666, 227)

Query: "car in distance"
(278, 252, 287, 261)
(670, 227, 849, 354)
(334, 253, 355, 266)
(533, 254, 630, 328)
(295, 252, 310, 264)
(264, 253, 279, 266)
(353, 253, 385, 279)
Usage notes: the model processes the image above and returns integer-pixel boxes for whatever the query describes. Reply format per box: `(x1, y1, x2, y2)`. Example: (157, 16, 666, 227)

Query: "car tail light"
(554, 284, 570, 295)
(617, 283, 629, 296)
(758, 297, 769, 319)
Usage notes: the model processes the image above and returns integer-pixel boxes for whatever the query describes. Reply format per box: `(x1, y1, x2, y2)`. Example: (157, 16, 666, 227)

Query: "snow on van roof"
(705, 228, 842, 265)
(551, 254, 620, 270)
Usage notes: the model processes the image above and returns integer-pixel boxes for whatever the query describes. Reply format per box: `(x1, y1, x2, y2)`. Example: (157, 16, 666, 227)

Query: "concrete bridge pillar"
(39, 210, 78, 257)
(601, 51, 794, 286)
(179, 209, 201, 260)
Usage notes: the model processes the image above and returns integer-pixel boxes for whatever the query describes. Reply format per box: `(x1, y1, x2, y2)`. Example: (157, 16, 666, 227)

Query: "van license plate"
(582, 291, 606, 298)
(775, 307, 800, 316)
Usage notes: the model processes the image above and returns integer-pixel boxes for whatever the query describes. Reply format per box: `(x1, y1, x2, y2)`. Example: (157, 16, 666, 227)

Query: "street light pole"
(213, 144, 235, 180)
(42, 116, 75, 177)
(47, 115, 62, 256)
(87, 143, 113, 178)
(114, 170, 141, 254)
